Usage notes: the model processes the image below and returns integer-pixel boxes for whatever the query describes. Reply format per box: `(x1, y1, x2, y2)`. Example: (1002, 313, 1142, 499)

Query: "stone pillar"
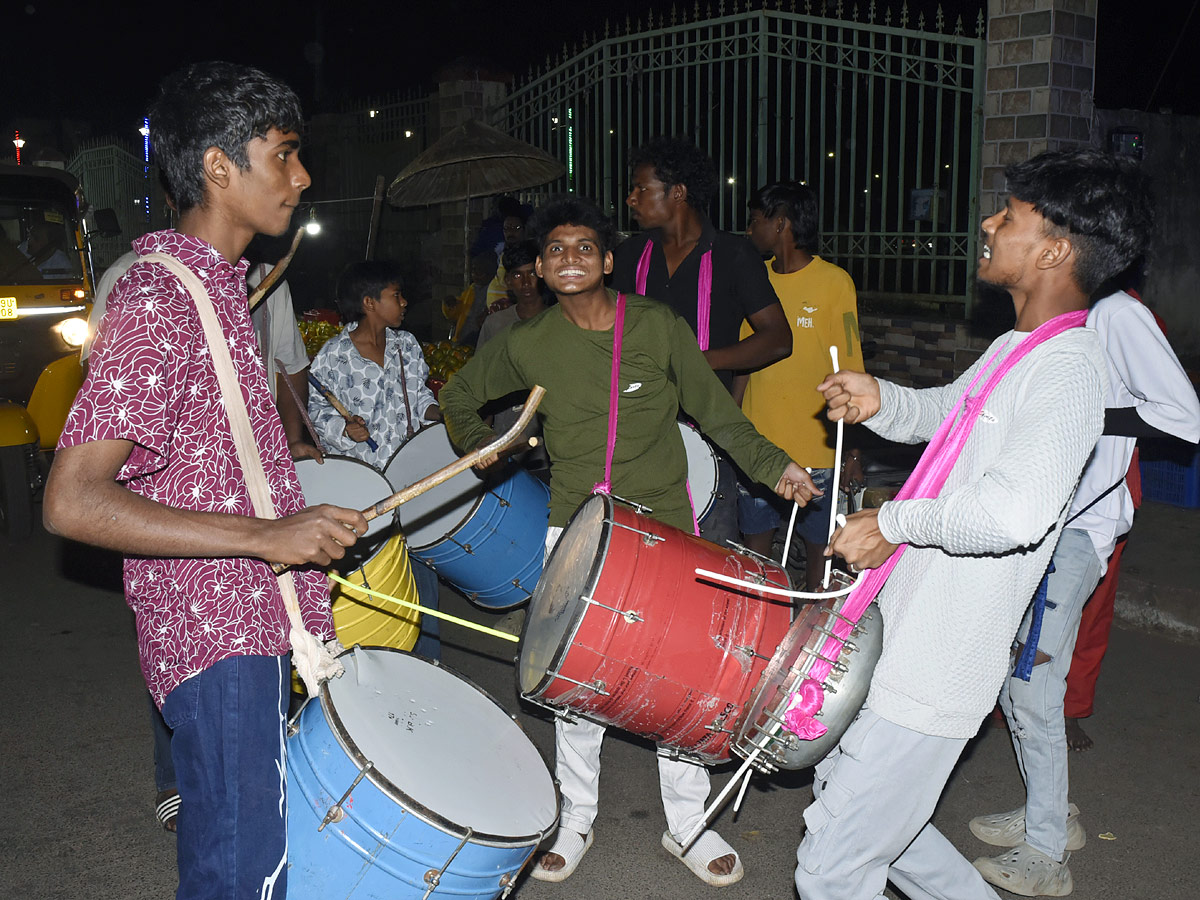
(980, 0, 1098, 218)
(430, 65, 510, 320)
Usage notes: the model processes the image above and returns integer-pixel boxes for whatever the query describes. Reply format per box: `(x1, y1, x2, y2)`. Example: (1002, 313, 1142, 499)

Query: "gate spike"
(976, 9, 985, 37)
(935, 4, 945, 32)
(671, 4, 678, 25)
(852, 2, 859, 22)
(868, 0, 876, 23)
(953, 13, 963, 35)
(900, 0, 909, 28)
(917, 10, 926, 30)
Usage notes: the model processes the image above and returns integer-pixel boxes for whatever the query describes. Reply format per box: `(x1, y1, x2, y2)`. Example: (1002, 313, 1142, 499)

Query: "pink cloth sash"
(783, 309, 1089, 740)
(634, 239, 713, 351)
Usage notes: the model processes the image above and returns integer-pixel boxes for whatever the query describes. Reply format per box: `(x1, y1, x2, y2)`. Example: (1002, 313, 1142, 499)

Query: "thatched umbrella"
(388, 119, 565, 281)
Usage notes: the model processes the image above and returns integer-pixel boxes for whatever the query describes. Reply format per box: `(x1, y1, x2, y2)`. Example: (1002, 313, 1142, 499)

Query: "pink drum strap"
(634, 238, 713, 351)
(592, 293, 627, 496)
(784, 309, 1089, 739)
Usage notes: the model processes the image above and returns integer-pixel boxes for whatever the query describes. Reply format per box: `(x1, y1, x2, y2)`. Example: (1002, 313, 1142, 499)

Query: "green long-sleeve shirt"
(440, 291, 792, 531)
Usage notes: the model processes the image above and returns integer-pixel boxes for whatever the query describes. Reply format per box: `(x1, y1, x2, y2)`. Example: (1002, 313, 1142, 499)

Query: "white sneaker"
(969, 802, 1085, 851)
(973, 842, 1074, 897)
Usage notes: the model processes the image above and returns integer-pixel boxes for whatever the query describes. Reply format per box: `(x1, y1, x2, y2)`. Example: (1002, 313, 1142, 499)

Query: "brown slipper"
(155, 790, 180, 833)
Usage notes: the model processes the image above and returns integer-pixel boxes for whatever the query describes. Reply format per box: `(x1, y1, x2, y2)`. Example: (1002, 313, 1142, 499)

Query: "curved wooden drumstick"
(272, 386, 546, 573)
(308, 371, 378, 452)
(247, 227, 305, 315)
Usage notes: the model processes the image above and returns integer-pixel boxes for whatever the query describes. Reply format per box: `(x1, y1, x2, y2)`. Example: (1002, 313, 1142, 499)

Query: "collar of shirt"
(132, 229, 251, 285)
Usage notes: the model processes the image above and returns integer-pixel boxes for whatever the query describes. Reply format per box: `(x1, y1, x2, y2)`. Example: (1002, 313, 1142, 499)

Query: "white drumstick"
(824, 345, 844, 589)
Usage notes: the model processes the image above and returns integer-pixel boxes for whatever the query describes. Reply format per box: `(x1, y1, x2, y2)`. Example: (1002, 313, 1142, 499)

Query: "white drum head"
(326, 647, 558, 838)
(295, 456, 393, 541)
(679, 422, 719, 519)
(383, 424, 485, 549)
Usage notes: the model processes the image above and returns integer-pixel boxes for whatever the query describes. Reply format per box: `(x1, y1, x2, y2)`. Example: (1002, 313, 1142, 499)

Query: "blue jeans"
(999, 527, 1102, 861)
(410, 558, 441, 660)
(737, 467, 835, 545)
(161, 654, 289, 900)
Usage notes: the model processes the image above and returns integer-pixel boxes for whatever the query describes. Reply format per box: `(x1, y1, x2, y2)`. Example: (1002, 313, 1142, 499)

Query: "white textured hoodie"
(868, 327, 1107, 738)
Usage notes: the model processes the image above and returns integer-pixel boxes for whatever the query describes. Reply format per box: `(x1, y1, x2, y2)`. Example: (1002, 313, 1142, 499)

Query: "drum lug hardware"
(448, 535, 475, 555)
(319, 761, 375, 832)
(704, 721, 735, 734)
(608, 493, 652, 514)
(607, 519, 664, 545)
(422, 828, 474, 900)
(521, 691, 581, 722)
(582, 594, 642, 623)
(548, 671, 611, 696)
(499, 872, 516, 898)
(497, 496, 511, 508)
(286, 695, 315, 736)
(738, 645, 771, 661)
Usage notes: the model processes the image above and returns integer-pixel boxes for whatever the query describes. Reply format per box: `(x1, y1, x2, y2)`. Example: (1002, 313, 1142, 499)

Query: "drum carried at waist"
(384, 424, 549, 610)
(287, 646, 559, 900)
(294, 457, 420, 653)
(731, 569, 884, 773)
(518, 493, 793, 764)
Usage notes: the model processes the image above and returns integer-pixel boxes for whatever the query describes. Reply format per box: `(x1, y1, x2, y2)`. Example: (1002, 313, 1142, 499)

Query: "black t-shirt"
(611, 216, 780, 391)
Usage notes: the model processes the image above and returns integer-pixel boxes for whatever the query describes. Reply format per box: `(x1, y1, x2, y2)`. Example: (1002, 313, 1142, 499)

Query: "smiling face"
(225, 127, 311, 238)
(977, 196, 1058, 292)
(535, 225, 613, 298)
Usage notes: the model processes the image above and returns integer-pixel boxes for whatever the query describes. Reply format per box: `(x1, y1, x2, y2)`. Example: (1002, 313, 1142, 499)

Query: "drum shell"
(384, 425, 549, 610)
(287, 650, 557, 900)
(520, 495, 792, 764)
(411, 470, 549, 610)
(732, 595, 884, 772)
(329, 532, 421, 652)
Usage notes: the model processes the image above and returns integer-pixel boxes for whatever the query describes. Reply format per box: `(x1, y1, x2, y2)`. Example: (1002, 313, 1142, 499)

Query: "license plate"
(0, 297, 16, 320)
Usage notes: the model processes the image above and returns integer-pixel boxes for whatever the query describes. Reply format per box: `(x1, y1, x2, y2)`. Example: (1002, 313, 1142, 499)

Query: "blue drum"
(384, 424, 549, 609)
(287, 647, 559, 900)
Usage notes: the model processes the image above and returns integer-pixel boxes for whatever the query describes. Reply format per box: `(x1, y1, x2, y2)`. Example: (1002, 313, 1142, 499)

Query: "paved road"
(3, 517, 1197, 900)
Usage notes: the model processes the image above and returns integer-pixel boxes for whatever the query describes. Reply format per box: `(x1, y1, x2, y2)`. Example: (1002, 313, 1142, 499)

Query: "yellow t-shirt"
(740, 256, 863, 468)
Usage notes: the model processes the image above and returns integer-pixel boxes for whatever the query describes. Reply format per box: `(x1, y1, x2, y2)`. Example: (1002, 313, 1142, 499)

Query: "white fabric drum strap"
(139, 251, 341, 697)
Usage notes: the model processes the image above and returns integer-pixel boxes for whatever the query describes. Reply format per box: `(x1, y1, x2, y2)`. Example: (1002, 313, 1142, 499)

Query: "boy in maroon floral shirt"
(44, 61, 367, 899)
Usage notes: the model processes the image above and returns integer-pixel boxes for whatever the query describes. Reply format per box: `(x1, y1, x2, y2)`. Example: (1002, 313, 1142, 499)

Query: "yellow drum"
(327, 531, 421, 651)
(292, 458, 422, 692)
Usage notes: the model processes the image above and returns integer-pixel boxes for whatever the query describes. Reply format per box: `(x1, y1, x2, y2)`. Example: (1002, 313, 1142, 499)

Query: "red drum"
(517, 493, 792, 764)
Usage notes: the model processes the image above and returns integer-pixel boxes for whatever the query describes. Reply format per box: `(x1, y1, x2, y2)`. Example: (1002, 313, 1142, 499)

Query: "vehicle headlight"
(56, 316, 89, 348)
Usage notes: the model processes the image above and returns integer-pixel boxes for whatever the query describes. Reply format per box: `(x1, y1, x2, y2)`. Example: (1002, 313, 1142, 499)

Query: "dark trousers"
(161, 654, 290, 900)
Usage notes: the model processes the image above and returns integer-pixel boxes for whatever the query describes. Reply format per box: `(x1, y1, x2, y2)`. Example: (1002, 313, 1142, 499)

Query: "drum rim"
(732, 589, 877, 764)
(385, 425, 491, 551)
(317, 646, 561, 845)
(678, 421, 719, 517)
(295, 453, 396, 547)
(518, 493, 615, 700)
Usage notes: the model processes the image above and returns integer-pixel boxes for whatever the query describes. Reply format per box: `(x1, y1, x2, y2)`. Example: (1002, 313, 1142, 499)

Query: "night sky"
(5, 0, 1198, 140)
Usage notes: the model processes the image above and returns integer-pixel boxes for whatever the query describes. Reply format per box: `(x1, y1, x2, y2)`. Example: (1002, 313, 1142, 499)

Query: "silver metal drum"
(732, 570, 885, 772)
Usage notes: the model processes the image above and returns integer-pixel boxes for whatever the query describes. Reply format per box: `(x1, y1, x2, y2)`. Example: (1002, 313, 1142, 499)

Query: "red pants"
(1064, 450, 1141, 719)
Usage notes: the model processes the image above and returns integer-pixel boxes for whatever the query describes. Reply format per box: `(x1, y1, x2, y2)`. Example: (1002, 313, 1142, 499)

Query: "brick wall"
(981, 0, 1098, 217)
(860, 313, 996, 388)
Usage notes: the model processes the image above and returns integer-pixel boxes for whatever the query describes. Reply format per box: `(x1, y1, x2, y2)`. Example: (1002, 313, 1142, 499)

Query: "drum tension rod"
(448, 536, 475, 555)
(738, 645, 772, 661)
(704, 721, 735, 734)
(812, 622, 860, 653)
(320, 761, 375, 831)
(582, 594, 643, 623)
(606, 519, 665, 545)
(287, 695, 315, 736)
(522, 691, 581, 723)
(423, 828, 474, 899)
(547, 671, 611, 696)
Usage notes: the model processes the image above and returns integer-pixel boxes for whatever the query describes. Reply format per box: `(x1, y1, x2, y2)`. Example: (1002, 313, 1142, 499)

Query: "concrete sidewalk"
(1112, 499, 1200, 639)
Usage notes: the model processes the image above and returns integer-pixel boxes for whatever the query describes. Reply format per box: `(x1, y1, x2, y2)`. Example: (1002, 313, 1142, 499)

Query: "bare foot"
(1065, 716, 1094, 751)
(708, 853, 736, 876)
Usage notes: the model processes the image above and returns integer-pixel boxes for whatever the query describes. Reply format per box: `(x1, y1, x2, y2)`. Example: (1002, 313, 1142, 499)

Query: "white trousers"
(999, 526, 1103, 860)
(544, 525, 712, 842)
(794, 709, 1000, 900)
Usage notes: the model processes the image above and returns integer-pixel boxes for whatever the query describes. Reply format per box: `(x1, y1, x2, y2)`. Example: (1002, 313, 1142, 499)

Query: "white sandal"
(662, 829, 745, 887)
(530, 829, 594, 883)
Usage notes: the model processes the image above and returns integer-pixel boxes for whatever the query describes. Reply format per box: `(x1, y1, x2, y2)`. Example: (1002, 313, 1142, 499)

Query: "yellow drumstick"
(327, 571, 520, 643)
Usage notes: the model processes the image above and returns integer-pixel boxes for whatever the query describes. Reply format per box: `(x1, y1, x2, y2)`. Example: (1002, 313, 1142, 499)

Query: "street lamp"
(13, 130, 25, 165)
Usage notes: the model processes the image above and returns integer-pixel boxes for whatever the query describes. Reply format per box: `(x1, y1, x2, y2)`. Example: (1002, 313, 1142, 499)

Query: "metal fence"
(492, 0, 985, 304)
